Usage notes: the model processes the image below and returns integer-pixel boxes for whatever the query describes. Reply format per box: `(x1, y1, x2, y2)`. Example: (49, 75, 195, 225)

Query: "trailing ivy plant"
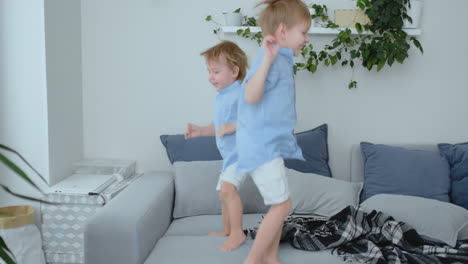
(205, 0, 423, 88)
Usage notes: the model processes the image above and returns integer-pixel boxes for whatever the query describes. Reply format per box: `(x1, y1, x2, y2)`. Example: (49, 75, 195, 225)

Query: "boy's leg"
(244, 199, 291, 264)
(262, 201, 289, 264)
(218, 182, 246, 251)
(244, 158, 290, 264)
(208, 200, 230, 236)
(210, 171, 234, 237)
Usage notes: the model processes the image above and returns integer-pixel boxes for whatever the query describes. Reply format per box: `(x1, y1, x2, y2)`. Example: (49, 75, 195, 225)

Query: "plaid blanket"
(244, 206, 468, 264)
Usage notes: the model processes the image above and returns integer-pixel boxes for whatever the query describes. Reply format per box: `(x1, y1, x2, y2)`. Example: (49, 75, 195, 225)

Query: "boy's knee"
(272, 198, 292, 215)
(282, 198, 292, 211)
(219, 182, 238, 201)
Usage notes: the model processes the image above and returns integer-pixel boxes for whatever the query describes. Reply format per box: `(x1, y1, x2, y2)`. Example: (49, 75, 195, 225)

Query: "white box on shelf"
(73, 159, 136, 179)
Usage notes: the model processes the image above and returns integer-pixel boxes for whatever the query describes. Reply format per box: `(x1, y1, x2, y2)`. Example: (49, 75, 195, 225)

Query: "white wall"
(81, 0, 468, 180)
(0, 0, 50, 223)
(0, 0, 84, 224)
(45, 0, 83, 185)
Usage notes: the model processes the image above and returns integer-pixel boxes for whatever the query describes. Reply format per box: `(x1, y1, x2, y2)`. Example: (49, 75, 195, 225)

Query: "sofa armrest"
(84, 171, 174, 264)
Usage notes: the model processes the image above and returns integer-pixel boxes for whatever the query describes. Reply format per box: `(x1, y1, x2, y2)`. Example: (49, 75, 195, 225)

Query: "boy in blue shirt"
(185, 41, 248, 251)
(237, 1, 311, 263)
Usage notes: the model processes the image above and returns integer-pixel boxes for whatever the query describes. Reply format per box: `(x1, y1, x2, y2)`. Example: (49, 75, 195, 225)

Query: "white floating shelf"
(222, 26, 421, 36)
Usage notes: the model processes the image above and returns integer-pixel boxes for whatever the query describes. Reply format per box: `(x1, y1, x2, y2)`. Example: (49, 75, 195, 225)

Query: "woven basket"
(0, 205, 34, 229)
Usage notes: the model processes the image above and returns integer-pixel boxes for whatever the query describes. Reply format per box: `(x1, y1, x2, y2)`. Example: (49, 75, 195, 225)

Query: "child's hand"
(218, 124, 232, 138)
(185, 123, 202, 139)
(263, 35, 279, 62)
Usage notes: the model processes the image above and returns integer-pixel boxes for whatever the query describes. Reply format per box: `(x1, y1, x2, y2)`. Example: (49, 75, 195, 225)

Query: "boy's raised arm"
(245, 35, 279, 104)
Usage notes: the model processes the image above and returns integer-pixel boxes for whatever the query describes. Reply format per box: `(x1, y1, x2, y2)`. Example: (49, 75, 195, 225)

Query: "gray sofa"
(84, 144, 460, 264)
(84, 172, 350, 264)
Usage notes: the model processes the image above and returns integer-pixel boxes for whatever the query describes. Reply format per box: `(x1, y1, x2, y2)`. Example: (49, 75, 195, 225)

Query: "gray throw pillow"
(172, 161, 362, 219)
(172, 160, 268, 218)
(287, 169, 362, 216)
(361, 194, 468, 247)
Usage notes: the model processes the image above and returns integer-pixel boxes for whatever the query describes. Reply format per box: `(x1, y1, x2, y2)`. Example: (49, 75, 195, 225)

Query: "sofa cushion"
(284, 124, 332, 176)
(173, 160, 269, 218)
(160, 135, 221, 164)
(165, 214, 265, 237)
(438, 142, 468, 210)
(173, 161, 361, 218)
(360, 142, 450, 202)
(288, 169, 362, 216)
(361, 194, 468, 247)
(160, 124, 332, 176)
(146, 236, 342, 264)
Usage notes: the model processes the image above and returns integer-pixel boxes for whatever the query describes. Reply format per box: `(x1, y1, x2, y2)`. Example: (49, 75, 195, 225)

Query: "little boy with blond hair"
(185, 40, 248, 251)
(236, 1, 311, 263)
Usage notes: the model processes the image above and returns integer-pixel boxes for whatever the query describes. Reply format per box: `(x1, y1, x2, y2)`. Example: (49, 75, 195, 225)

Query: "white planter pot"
(224, 12, 243, 26)
(309, 8, 322, 28)
(403, 0, 423, 29)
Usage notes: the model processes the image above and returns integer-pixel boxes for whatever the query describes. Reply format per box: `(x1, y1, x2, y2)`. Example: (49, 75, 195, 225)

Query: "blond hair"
(256, 0, 311, 36)
(200, 41, 248, 82)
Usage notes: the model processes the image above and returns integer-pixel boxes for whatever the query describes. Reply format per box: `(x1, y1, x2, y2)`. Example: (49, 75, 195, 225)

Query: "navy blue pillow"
(160, 124, 331, 177)
(284, 124, 331, 176)
(160, 135, 221, 164)
(438, 142, 468, 210)
(360, 142, 450, 202)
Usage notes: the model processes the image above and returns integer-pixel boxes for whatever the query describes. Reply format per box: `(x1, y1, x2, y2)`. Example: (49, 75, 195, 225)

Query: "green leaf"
(308, 64, 318, 73)
(357, 1, 365, 10)
(0, 248, 15, 264)
(348, 81, 357, 89)
(234, 8, 241, 13)
(205, 16, 212, 22)
(336, 52, 342, 60)
(0, 152, 38, 190)
(0, 236, 15, 264)
(242, 27, 251, 37)
(377, 60, 385, 71)
(355, 23, 363, 34)
(412, 38, 424, 54)
(236, 29, 243, 35)
(0, 185, 52, 204)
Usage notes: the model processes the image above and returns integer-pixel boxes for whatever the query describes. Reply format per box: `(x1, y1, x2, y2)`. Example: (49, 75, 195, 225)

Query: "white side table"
(40, 174, 141, 264)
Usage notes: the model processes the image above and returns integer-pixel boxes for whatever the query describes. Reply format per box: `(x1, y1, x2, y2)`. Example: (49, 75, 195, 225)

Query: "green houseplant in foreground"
(0, 144, 49, 264)
(206, 0, 423, 88)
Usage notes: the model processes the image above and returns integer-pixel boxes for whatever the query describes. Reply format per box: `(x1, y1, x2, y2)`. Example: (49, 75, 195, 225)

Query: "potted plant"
(1, 144, 49, 264)
(223, 8, 243, 26)
(206, 0, 423, 89)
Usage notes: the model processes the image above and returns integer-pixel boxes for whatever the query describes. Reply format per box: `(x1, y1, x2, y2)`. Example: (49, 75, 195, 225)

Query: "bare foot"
(208, 231, 228, 237)
(264, 260, 282, 264)
(243, 258, 261, 264)
(219, 231, 246, 251)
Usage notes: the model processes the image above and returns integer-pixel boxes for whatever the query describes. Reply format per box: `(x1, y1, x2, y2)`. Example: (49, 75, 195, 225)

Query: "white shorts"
(216, 163, 246, 191)
(216, 158, 290, 205)
(250, 157, 290, 205)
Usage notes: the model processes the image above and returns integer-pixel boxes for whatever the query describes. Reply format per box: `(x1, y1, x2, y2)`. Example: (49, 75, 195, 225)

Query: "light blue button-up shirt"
(236, 48, 304, 174)
(214, 80, 241, 171)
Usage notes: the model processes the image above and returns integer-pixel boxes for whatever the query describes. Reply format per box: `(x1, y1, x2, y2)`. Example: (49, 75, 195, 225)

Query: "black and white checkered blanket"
(244, 206, 468, 264)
